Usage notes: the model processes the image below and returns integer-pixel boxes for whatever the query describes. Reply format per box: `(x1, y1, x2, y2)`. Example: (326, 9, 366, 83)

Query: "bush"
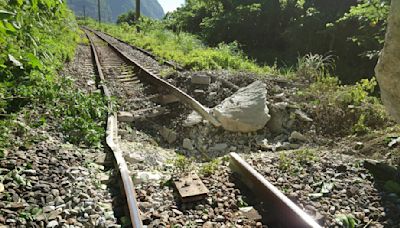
(301, 74, 389, 136)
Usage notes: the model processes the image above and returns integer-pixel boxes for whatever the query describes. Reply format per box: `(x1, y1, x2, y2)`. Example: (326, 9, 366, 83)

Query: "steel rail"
(83, 26, 183, 71)
(83, 26, 221, 128)
(85, 30, 143, 228)
(86, 27, 240, 91)
(229, 152, 322, 228)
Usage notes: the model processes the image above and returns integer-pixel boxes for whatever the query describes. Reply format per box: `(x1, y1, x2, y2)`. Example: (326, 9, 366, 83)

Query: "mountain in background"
(67, 0, 165, 22)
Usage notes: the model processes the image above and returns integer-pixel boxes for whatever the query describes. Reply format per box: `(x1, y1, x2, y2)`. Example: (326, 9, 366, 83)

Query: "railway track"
(83, 27, 321, 228)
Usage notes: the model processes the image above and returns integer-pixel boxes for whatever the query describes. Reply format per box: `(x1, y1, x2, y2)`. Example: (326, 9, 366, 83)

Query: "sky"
(158, 0, 185, 13)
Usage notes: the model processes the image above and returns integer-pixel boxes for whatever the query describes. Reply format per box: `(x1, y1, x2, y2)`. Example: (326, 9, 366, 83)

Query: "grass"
(278, 149, 317, 174)
(199, 159, 220, 176)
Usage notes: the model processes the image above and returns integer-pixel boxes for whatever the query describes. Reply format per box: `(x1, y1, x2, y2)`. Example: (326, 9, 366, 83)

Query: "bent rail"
(85, 30, 143, 228)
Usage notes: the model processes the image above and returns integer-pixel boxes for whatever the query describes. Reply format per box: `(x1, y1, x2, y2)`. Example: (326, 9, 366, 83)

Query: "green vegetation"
(171, 154, 193, 173)
(384, 180, 400, 196)
(298, 58, 389, 136)
(82, 19, 275, 74)
(0, 0, 107, 153)
(199, 159, 220, 176)
(278, 149, 317, 173)
(335, 214, 358, 228)
(166, 0, 390, 83)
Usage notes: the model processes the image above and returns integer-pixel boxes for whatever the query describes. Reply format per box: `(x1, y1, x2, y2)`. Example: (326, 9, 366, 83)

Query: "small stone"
(139, 202, 152, 212)
(210, 143, 228, 151)
(6, 219, 16, 223)
(172, 209, 183, 215)
(134, 171, 163, 184)
(203, 221, 213, 228)
(117, 111, 135, 122)
(216, 215, 225, 222)
(51, 189, 60, 197)
(48, 208, 62, 220)
(160, 126, 177, 144)
(195, 219, 204, 223)
(294, 110, 313, 122)
(289, 131, 307, 142)
(183, 138, 194, 150)
(191, 75, 211, 85)
(23, 169, 37, 175)
(46, 220, 58, 228)
(43, 206, 56, 213)
(97, 173, 110, 184)
(0, 183, 4, 193)
(183, 111, 203, 127)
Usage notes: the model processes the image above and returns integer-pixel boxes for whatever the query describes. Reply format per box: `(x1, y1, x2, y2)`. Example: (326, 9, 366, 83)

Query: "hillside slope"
(67, 0, 165, 22)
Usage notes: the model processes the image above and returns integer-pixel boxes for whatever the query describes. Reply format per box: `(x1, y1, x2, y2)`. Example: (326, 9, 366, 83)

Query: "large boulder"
(211, 81, 270, 132)
(375, 0, 400, 122)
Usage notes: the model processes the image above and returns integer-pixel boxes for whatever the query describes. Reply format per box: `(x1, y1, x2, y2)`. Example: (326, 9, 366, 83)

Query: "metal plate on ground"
(174, 174, 209, 202)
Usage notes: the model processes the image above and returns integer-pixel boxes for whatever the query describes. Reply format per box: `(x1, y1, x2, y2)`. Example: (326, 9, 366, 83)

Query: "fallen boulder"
(211, 81, 270, 132)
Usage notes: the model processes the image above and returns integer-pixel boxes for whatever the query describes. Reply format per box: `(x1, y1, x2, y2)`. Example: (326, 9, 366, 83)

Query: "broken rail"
(85, 30, 143, 228)
(229, 152, 321, 228)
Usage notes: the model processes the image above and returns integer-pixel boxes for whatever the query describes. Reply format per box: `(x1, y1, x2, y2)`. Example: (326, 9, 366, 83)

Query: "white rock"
(87, 80, 95, 86)
(46, 220, 58, 228)
(375, 0, 400, 122)
(134, 171, 163, 184)
(183, 111, 203, 127)
(43, 206, 56, 213)
(183, 138, 194, 150)
(294, 109, 313, 122)
(239, 206, 254, 212)
(212, 81, 270, 132)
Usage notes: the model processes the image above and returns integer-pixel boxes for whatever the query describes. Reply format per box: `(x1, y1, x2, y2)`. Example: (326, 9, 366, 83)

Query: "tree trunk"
(375, 0, 400, 122)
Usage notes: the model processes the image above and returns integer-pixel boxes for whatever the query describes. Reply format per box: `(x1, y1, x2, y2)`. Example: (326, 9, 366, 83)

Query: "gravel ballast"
(244, 150, 400, 227)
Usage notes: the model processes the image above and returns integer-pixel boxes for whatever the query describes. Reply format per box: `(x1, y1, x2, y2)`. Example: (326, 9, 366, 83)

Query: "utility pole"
(135, 0, 140, 21)
(83, 5, 86, 20)
(97, 0, 101, 24)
